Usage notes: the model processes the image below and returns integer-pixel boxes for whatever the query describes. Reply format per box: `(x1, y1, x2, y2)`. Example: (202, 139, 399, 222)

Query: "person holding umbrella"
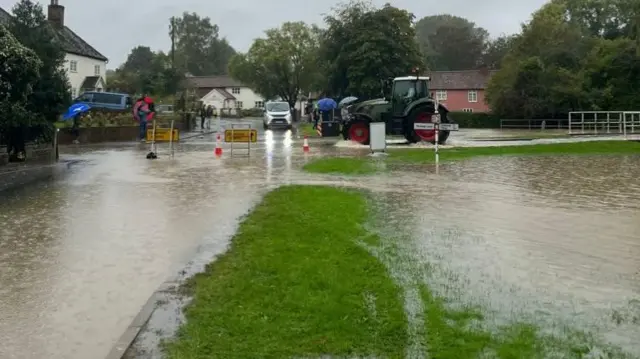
(316, 94, 337, 129)
(133, 95, 155, 142)
(63, 102, 92, 144)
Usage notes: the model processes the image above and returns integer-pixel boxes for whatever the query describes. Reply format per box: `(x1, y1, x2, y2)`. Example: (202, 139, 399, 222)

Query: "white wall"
(224, 87, 264, 108)
(64, 53, 107, 97)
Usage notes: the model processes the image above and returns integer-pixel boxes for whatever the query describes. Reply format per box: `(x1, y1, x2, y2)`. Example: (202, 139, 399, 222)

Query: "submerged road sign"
(413, 123, 459, 131)
(224, 129, 257, 142)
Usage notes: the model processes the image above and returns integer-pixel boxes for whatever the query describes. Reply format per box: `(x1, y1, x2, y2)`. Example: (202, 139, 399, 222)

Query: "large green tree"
(0, 24, 41, 154)
(169, 12, 236, 76)
(228, 21, 320, 107)
(8, 0, 70, 124)
(415, 14, 489, 71)
(319, 1, 424, 98)
(481, 35, 517, 69)
(487, 0, 640, 118)
(486, 0, 601, 118)
(109, 47, 182, 96)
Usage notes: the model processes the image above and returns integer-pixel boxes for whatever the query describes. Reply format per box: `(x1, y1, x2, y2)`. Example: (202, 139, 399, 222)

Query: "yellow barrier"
(224, 129, 257, 143)
(146, 128, 179, 141)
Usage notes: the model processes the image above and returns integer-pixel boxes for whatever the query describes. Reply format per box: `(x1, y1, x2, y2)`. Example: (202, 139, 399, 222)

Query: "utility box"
(320, 121, 341, 137)
(369, 122, 386, 152)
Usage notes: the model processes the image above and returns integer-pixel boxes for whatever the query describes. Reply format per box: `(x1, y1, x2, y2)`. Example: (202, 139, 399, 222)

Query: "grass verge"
(302, 157, 381, 175)
(302, 140, 640, 174)
(298, 122, 319, 137)
(389, 140, 640, 163)
(163, 185, 407, 358)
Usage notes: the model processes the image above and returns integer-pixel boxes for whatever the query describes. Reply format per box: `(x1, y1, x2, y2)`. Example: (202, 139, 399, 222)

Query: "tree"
(109, 47, 183, 97)
(121, 46, 156, 73)
(8, 0, 70, 124)
(486, 1, 590, 118)
(415, 15, 489, 71)
(319, 1, 424, 98)
(169, 12, 236, 76)
(481, 35, 517, 69)
(228, 21, 320, 108)
(0, 24, 42, 155)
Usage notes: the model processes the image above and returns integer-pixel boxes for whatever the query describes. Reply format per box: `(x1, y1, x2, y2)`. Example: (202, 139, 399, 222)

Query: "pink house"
(427, 70, 497, 113)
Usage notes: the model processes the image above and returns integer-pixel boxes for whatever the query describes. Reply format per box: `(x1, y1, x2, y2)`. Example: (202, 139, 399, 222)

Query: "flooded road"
(1, 120, 639, 358)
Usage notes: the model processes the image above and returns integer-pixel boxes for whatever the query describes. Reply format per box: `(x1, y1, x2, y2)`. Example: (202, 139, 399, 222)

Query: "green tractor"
(340, 75, 454, 145)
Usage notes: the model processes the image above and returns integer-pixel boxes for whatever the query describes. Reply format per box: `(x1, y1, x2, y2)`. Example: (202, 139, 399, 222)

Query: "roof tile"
(428, 70, 497, 90)
(186, 75, 245, 88)
(0, 6, 107, 62)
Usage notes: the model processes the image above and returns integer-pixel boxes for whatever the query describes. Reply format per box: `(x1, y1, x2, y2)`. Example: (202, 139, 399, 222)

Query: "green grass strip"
(302, 157, 381, 175)
(163, 185, 407, 358)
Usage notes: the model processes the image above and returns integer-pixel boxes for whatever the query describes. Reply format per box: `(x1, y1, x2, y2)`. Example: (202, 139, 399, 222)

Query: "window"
(467, 90, 478, 103)
(254, 101, 264, 108)
(235, 101, 243, 108)
(93, 92, 122, 104)
(462, 108, 473, 113)
(266, 102, 290, 112)
(435, 90, 447, 101)
(232, 88, 240, 94)
(94, 65, 100, 76)
(71, 88, 76, 98)
(75, 93, 93, 102)
(392, 80, 428, 99)
(69, 60, 77, 72)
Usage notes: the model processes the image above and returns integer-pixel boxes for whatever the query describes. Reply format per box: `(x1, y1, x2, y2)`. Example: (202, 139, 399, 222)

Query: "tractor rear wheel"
(404, 107, 451, 144)
(347, 119, 370, 145)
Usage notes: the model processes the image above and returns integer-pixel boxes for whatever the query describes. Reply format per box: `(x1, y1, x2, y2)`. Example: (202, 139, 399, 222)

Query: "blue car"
(73, 91, 133, 111)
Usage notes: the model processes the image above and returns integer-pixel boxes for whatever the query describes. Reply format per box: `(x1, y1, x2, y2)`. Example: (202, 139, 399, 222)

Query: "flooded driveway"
(1, 120, 639, 358)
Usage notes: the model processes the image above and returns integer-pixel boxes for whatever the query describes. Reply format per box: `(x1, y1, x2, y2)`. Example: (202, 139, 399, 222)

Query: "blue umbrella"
(62, 103, 91, 120)
(317, 98, 337, 111)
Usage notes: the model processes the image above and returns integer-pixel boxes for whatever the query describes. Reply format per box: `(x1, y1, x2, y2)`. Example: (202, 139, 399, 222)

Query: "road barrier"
(225, 124, 255, 156)
(146, 127, 179, 142)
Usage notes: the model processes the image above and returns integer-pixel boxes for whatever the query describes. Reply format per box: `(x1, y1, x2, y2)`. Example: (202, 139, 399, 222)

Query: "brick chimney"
(47, 0, 64, 28)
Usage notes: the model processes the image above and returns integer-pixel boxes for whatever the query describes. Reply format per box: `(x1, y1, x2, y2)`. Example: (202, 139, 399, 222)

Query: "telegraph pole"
(170, 17, 176, 69)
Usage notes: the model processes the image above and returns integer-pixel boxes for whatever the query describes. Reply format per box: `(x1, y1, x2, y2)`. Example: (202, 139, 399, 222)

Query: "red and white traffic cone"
(214, 134, 223, 156)
(303, 135, 310, 152)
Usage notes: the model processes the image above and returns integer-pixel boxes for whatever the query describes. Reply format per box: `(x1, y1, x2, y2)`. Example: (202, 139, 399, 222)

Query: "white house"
(0, 0, 108, 98)
(185, 75, 266, 112)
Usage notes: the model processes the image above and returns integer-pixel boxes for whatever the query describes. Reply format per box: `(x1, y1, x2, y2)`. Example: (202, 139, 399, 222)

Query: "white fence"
(568, 111, 640, 136)
(500, 119, 568, 130)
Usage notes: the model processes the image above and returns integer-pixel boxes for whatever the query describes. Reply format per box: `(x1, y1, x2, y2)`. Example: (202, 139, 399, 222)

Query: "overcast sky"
(0, 0, 549, 68)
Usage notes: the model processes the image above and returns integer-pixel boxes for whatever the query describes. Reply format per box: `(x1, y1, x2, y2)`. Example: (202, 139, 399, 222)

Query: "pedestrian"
(137, 97, 150, 142)
(200, 105, 207, 131)
(313, 99, 320, 129)
(206, 105, 214, 129)
(71, 112, 82, 144)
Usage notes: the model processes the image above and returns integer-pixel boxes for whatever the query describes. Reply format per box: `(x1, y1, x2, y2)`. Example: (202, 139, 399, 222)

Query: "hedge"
(449, 112, 501, 128)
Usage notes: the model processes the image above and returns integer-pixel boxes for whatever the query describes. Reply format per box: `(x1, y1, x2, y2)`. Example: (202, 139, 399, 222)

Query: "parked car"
(73, 91, 132, 111)
(263, 101, 292, 130)
(156, 104, 174, 115)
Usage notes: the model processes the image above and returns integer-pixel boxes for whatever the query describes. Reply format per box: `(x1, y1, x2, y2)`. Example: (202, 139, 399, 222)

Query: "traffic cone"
(214, 134, 223, 156)
(303, 135, 310, 152)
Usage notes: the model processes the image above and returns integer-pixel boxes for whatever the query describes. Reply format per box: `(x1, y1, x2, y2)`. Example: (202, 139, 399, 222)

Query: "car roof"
(394, 76, 431, 81)
(82, 91, 129, 96)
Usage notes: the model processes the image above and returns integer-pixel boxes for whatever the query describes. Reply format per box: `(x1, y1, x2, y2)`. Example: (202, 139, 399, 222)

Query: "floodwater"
(1, 119, 639, 358)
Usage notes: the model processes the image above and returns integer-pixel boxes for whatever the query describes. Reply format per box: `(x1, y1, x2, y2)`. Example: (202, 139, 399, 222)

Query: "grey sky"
(0, 0, 548, 68)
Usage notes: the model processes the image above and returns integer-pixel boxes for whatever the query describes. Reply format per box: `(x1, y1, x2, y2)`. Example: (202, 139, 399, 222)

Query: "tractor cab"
(388, 76, 430, 117)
